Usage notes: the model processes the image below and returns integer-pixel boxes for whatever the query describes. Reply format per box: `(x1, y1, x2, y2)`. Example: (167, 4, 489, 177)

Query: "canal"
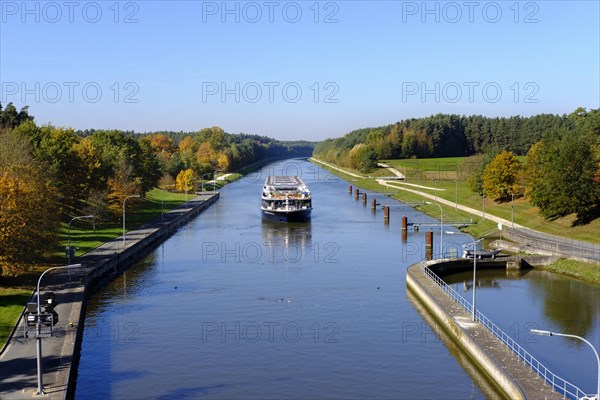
(74, 159, 599, 399)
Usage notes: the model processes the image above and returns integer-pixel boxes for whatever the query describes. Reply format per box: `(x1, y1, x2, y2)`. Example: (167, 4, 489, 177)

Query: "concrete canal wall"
(406, 258, 564, 400)
(0, 193, 219, 400)
(66, 193, 219, 399)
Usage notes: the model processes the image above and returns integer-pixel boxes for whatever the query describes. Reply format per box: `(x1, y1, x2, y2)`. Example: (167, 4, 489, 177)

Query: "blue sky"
(1, 1, 599, 140)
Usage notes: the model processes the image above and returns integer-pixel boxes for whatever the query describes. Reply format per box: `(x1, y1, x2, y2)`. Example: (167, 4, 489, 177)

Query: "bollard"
(362, 192, 367, 206)
(355, 188, 360, 200)
(349, 185, 353, 194)
(401, 216, 407, 231)
(384, 206, 390, 223)
(426, 230, 433, 261)
(402, 229, 407, 242)
(371, 198, 377, 211)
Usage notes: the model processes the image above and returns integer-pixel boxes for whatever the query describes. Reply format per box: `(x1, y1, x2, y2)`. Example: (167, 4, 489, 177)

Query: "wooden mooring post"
(426, 230, 433, 261)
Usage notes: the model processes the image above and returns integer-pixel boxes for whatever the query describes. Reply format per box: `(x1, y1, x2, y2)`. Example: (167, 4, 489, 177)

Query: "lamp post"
(446, 231, 482, 322)
(122, 195, 140, 247)
(530, 329, 599, 400)
(66, 215, 94, 286)
(160, 185, 175, 223)
(511, 191, 515, 229)
(67, 215, 94, 266)
(201, 173, 212, 193)
(35, 264, 82, 395)
(455, 176, 458, 210)
(482, 188, 486, 220)
(425, 201, 443, 259)
(214, 170, 223, 192)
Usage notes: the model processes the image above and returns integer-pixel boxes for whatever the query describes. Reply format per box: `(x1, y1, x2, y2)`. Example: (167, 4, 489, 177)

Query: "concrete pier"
(0, 193, 219, 400)
(407, 259, 566, 400)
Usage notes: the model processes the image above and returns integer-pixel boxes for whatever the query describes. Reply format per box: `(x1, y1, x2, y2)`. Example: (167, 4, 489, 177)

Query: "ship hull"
(261, 208, 312, 222)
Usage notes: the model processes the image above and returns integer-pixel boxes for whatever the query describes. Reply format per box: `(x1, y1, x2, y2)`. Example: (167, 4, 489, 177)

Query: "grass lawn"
(0, 288, 32, 347)
(377, 157, 600, 244)
(541, 259, 600, 286)
(55, 188, 191, 262)
(0, 170, 244, 346)
(313, 157, 600, 285)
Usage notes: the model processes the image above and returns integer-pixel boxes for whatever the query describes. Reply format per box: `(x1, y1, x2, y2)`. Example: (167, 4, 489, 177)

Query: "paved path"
(311, 158, 599, 263)
(376, 162, 406, 179)
(376, 178, 524, 229)
(377, 179, 600, 263)
(309, 158, 364, 178)
(0, 193, 219, 400)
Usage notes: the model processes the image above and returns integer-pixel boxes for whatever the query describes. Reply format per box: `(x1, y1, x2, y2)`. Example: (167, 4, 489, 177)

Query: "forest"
(313, 109, 600, 225)
(313, 113, 577, 166)
(0, 102, 314, 276)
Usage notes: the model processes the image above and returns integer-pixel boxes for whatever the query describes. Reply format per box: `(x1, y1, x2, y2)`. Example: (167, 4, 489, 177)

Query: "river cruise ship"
(261, 176, 312, 222)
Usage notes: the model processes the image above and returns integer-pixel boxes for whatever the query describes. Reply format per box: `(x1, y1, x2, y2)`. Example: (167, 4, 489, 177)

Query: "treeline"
(0, 103, 313, 276)
(465, 108, 600, 224)
(314, 107, 600, 225)
(314, 113, 573, 172)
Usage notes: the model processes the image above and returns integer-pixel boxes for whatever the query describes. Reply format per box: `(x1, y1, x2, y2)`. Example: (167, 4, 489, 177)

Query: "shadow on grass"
(0, 293, 31, 308)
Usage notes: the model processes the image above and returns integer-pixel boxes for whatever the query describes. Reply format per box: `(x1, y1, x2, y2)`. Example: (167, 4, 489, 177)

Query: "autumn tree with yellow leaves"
(0, 129, 60, 276)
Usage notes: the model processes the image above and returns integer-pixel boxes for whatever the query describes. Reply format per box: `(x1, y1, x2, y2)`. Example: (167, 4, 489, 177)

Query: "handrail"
(421, 263, 588, 400)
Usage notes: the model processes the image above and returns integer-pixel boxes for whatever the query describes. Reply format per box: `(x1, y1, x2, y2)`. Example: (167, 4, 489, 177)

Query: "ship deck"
(265, 176, 305, 189)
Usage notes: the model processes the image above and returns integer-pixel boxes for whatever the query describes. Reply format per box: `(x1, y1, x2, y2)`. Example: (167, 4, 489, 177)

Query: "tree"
(176, 168, 196, 195)
(73, 137, 103, 201)
(197, 142, 217, 167)
(150, 133, 175, 155)
(349, 144, 378, 173)
(106, 159, 142, 215)
(0, 103, 33, 130)
(466, 151, 498, 194)
(525, 130, 600, 224)
(217, 152, 230, 171)
(0, 129, 60, 276)
(28, 125, 85, 206)
(482, 151, 522, 202)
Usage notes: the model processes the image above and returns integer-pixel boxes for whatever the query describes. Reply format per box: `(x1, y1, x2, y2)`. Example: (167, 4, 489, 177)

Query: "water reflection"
(441, 267, 600, 393)
(261, 220, 312, 250)
(527, 270, 600, 337)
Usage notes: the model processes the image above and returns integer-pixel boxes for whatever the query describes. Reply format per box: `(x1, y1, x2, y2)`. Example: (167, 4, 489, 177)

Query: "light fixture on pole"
(455, 177, 458, 210)
(511, 191, 515, 229)
(66, 215, 94, 286)
(35, 264, 82, 395)
(530, 329, 599, 400)
(67, 215, 94, 266)
(446, 231, 483, 322)
(425, 201, 443, 259)
(160, 185, 175, 223)
(482, 188, 486, 220)
(122, 195, 140, 247)
(201, 173, 212, 193)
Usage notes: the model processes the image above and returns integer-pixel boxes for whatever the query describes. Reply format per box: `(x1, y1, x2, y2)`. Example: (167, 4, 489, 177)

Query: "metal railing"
(506, 228, 600, 263)
(421, 263, 588, 400)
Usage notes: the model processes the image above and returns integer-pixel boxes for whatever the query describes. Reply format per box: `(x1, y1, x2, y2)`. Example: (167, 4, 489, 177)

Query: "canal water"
(75, 159, 599, 399)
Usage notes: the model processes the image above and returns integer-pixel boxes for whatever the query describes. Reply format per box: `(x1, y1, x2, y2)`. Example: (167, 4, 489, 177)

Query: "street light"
(481, 188, 486, 220)
(214, 170, 223, 192)
(35, 264, 82, 395)
(67, 215, 94, 266)
(425, 201, 443, 259)
(455, 176, 458, 210)
(160, 185, 175, 223)
(201, 173, 212, 193)
(446, 231, 483, 322)
(122, 195, 140, 246)
(511, 191, 515, 229)
(530, 329, 599, 400)
(66, 215, 94, 287)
